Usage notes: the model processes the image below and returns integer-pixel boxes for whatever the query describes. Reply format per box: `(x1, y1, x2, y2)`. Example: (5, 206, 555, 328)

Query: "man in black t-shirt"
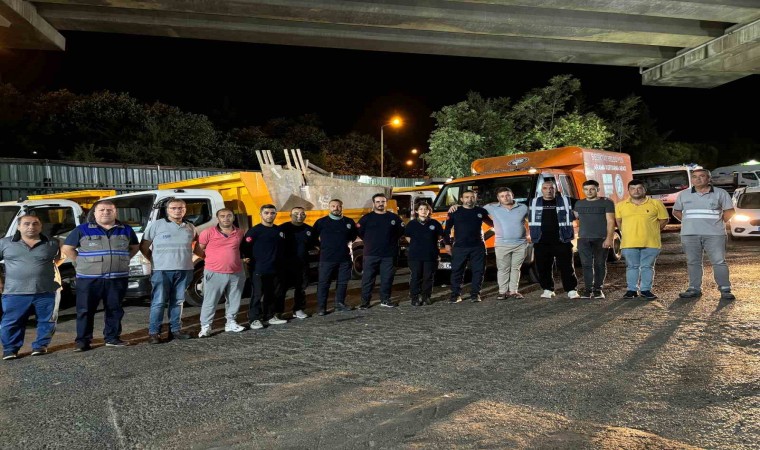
(357, 194, 405, 309)
(313, 199, 358, 315)
(276, 207, 318, 319)
(444, 190, 492, 303)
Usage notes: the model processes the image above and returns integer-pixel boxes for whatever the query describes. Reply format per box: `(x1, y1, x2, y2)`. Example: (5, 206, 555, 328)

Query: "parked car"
(729, 186, 760, 239)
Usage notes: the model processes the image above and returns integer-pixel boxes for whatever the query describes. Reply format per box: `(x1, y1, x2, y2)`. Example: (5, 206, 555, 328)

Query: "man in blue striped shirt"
(62, 200, 139, 351)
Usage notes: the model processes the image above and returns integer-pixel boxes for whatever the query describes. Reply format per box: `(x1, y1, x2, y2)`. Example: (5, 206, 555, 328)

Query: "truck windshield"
(0, 205, 21, 237)
(738, 192, 760, 209)
(433, 175, 536, 212)
(23, 206, 77, 239)
(110, 194, 156, 233)
(636, 170, 689, 195)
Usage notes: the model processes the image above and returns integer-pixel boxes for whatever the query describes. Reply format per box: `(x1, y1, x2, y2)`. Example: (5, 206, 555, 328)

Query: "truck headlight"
(129, 253, 152, 276)
(733, 214, 750, 222)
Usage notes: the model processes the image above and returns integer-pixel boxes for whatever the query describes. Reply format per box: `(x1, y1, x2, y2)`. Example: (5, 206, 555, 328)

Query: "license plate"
(438, 261, 451, 270)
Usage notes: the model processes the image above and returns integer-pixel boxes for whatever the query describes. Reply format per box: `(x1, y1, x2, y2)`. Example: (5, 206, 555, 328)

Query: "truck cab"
(431, 147, 631, 281)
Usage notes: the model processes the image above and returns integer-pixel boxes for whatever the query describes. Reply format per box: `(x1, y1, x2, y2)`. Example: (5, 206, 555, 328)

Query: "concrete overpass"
(1, 0, 759, 88)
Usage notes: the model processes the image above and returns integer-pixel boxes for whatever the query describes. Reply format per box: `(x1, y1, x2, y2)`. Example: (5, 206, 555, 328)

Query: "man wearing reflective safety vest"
(673, 168, 736, 300)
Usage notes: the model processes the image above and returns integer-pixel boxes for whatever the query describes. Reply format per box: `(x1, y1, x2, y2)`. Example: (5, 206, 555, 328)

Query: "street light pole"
(380, 116, 402, 178)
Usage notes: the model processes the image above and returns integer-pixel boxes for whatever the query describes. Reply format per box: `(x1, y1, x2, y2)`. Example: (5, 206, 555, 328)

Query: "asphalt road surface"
(1, 229, 758, 449)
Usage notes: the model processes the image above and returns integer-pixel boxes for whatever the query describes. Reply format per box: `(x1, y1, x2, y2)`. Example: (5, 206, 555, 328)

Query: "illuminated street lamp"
(406, 160, 414, 166)
(410, 147, 425, 175)
(380, 116, 403, 177)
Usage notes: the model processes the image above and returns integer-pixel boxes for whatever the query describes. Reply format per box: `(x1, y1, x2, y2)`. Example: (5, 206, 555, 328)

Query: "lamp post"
(380, 116, 402, 177)
(410, 148, 425, 176)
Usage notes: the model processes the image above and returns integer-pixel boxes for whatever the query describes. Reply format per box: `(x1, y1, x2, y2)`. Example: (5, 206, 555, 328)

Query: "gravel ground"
(0, 230, 758, 449)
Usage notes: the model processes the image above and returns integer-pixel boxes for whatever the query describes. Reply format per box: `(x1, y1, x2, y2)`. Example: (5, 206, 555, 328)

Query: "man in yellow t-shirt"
(615, 179, 669, 300)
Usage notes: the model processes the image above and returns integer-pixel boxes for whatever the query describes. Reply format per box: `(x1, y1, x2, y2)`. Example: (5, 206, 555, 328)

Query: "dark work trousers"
(316, 260, 352, 311)
(408, 260, 436, 299)
(250, 273, 280, 322)
(360, 256, 396, 306)
(75, 277, 128, 346)
(534, 242, 578, 292)
(275, 264, 309, 313)
(450, 245, 486, 299)
(577, 238, 608, 291)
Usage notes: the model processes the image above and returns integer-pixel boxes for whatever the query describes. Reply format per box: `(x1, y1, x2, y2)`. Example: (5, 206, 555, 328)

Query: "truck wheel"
(185, 265, 205, 307)
(607, 233, 622, 262)
(351, 248, 364, 280)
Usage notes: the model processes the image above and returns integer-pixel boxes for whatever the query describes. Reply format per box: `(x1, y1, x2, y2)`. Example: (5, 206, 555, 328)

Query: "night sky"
(2, 31, 758, 165)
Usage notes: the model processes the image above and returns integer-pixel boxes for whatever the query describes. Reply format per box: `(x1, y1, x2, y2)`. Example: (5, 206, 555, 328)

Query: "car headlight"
(733, 214, 750, 222)
(129, 253, 152, 276)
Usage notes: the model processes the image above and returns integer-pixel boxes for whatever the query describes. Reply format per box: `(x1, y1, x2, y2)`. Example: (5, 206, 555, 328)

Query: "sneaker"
(420, 297, 431, 306)
(105, 340, 129, 347)
(380, 301, 397, 308)
(592, 289, 605, 299)
(449, 296, 463, 304)
(720, 290, 736, 301)
(678, 288, 702, 299)
(294, 310, 308, 320)
(540, 290, 555, 299)
(198, 325, 212, 338)
(471, 295, 482, 303)
(640, 290, 658, 300)
(31, 347, 48, 356)
(170, 332, 192, 340)
(3, 352, 18, 360)
(410, 297, 420, 306)
(250, 320, 265, 329)
(148, 334, 161, 344)
(567, 290, 581, 299)
(496, 292, 508, 300)
(74, 344, 92, 352)
(225, 321, 245, 332)
(622, 290, 638, 299)
(267, 316, 287, 325)
(579, 289, 592, 299)
(335, 303, 354, 312)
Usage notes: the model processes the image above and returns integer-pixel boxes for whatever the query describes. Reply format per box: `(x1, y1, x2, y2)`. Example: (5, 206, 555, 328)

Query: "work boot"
(410, 296, 420, 306)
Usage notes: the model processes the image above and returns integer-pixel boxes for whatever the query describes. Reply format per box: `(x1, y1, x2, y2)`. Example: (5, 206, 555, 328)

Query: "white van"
(711, 164, 760, 189)
(632, 165, 702, 220)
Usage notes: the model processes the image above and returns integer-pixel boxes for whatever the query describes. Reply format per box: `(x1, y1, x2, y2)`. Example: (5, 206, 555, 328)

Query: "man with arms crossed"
(276, 207, 317, 319)
(196, 208, 246, 338)
(673, 168, 736, 300)
(573, 180, 615, 299)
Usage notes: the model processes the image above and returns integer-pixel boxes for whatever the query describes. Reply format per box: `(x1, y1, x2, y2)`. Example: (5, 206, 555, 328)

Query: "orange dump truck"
(430, 146, 632, 280)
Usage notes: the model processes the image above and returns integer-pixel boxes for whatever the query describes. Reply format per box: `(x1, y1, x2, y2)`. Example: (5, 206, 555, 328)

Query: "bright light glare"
(733, 214, 750, 222)
(406, 160, 413, 166)
(411, 148, 418, 154)
(390, 116, 402, 127)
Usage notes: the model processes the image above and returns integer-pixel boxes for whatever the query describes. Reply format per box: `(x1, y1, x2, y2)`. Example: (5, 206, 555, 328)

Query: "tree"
(509, 75, 582, 150)
(536, 111, 613, 149)
(599, 95, 642, 151)
(321, 132, 380, 175)
(424, 128, 484, 178)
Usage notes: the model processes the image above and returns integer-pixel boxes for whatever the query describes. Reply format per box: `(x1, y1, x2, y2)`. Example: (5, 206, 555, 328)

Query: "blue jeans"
(149, 270, 192, 335)
(1, 293, 56, 353)
(622, 248, 661, 292)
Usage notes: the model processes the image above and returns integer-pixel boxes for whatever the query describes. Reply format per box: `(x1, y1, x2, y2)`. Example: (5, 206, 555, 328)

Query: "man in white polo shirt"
(673, 168, 736, 300)
(140, 198, 200, 343)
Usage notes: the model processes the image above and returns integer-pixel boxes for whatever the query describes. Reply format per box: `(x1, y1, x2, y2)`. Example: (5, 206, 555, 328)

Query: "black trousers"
(76, 277, 128, 345)
(276, 264, 309, 313)
(316, 260, 352, 310)
(408, 260, 436, 299)
(577, 238, 608, 291)
(250, 273, 281, 322)
(360, 256, 396, 306)
(450, 245, 486, 299)
(534, 242, 578, 292)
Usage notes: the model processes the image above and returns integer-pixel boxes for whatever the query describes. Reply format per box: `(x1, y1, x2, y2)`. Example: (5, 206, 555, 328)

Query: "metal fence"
(0, 158, 232, 202)
(334, 175, 425, 187)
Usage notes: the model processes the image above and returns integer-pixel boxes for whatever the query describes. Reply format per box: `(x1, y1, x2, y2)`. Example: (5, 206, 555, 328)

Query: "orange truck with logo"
(430, 146, 632, 281)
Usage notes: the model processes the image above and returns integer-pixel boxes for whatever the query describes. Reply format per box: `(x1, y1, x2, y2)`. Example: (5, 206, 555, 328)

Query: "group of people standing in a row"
(0, 168, 736, 360)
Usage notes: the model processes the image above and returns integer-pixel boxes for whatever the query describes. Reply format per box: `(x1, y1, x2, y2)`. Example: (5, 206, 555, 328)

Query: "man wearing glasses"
(140, 198, 201, 343)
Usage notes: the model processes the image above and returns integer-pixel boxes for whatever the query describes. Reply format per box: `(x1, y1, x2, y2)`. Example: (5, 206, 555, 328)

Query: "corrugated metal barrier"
(0, 158, 231, 202)
(334, 175, 425, 187)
